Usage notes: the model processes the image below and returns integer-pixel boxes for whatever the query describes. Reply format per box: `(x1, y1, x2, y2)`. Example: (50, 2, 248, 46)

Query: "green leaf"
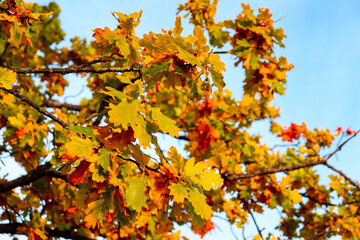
(188, 188, 213, 220)
(134, 119, 151, 148)
(209, 67, 225, 91)
(125, 175, 148, 211)
(67, 126, 96, 139)
(176, 47, 201, 66)
(9, 21, 24, 48)
(97, 148, 111, 170)
(271, 81, 286, 95)
(142, 61, 169, 76)
(101, 86, 132, 101)
(115, 38, 131, 58)
(108, 100, 140, 130)
(0, 67, 17, 89)
(169, 182, 189, 203)
(0, 39, 6, 55)
(151, 107, 179, 137)
(236, 38, 252, 48)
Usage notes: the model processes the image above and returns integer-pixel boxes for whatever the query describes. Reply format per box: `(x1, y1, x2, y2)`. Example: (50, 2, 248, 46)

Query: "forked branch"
(0, 87, 70, 128)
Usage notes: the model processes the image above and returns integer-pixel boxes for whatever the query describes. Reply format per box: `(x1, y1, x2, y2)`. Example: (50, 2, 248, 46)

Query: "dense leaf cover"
(0, 0, 359, 239)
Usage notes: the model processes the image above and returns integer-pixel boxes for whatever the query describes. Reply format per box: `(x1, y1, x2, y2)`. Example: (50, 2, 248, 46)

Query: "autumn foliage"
(0, 0, 359, 239)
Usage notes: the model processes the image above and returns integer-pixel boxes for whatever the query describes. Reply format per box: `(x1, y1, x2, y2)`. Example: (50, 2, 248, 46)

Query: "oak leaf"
(169, 182, 189, 203)
(125, 175, 148, 211)
(0, 67, 17, 89)
(64, 135, 98, 159)
(189, 188, 213, 220)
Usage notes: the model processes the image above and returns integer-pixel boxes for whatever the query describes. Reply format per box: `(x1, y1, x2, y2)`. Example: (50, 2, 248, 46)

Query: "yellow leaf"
(108, 100, 151, 148)
(64, 135, 98, 159)
(8, 113, 26, 128)
(0, 67, 16, 89)
(253, 235, 262, 240)
(169, 182, 189, 203)
(183, 157, 223, 191)
(108, 101, 139, 130)
(289, 189, 302, 204)
(198, 168, 223, 191)
(189, 188, 213, 220)
(151, 107, 179, 137)
(184, 157, 205, 183)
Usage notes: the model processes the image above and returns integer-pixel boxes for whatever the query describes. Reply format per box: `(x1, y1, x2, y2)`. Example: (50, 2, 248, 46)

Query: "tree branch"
(0, 87, 70, 128)
(324, 162, 360, 191)
(213, 51, 230, 54)
(300, 192, 360, 206)
(242, 199, 264, 240)
(224, 160, 327, 181)
(0, 162, 72, 193)
(43, 99, 84, 111)
(325, 130, 360, 160)
(9, 66, 141, 75)
(0, 223, 94, 240)
(226, 130, 359, 181)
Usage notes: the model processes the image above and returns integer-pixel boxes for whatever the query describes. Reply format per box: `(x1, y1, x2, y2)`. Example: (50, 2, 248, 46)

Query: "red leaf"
(193, 219, 215, 238)
(278, 122, 307, 142)
(68, 160, 91, 185)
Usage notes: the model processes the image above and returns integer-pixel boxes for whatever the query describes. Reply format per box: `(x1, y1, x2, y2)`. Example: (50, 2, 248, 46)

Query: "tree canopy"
(0, 0, 359, 239)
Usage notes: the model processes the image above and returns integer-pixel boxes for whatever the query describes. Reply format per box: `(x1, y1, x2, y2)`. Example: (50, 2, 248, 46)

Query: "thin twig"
(325, 130, 360, 160)
(64, 85, 85, 102)
(225, 159, 327, 181)
(0, 87, 70, 128)
(226, 130, 359, 181)
(0, 198, 27, 225)
(324, 162, 360, 191)
(242, 200, 264, 240)
(76, 59, 111, 68)
(213, 51, 230, 54)
(300, 192, 360, 206)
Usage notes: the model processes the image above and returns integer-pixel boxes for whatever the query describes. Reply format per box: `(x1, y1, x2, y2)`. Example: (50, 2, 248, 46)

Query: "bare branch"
(226, 130, 360, 181)
(0, 87, 70, 128)
(225, 160, 327, 181)
(0, 162, 72, 193)
(325, 130, 360, 160)
(0, 223, 94, 240)
(324, 162, 360, 191)
(43, 99, 84, 111)
(10, 66, 141, 75)
(300, 192, 360, 206)
(213, 51, 230, 54)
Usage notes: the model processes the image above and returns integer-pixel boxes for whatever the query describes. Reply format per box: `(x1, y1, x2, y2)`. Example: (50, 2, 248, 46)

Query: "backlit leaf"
(64, 135, 98, 159)
(0, 67, 17, 89)
(151, 107, 179, 137)
(189, 188, 213, 220)
(125, 175, 148, 211)
(169, 182, 188, 203)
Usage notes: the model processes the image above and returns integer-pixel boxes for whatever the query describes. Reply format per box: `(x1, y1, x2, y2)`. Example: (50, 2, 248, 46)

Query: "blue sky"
(3, 0, 360, 239)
